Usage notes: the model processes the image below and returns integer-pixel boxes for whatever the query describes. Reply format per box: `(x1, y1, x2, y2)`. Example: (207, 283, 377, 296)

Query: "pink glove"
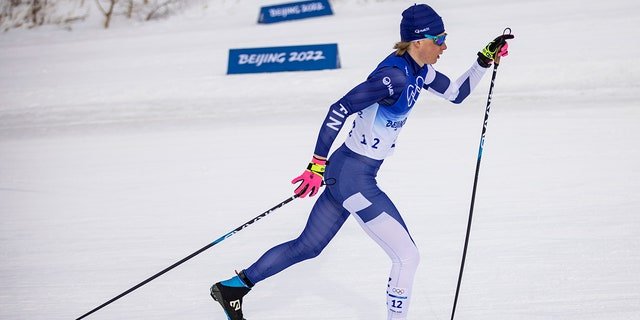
(497, 42, 509, 57)
(291, 156, 327, 198)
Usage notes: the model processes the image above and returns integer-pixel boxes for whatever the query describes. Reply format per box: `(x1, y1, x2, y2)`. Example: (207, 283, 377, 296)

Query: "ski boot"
(210, 270, 253, 320)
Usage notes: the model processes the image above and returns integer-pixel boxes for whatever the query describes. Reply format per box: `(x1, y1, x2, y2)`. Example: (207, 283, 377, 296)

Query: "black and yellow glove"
(477, 33, 515, 67)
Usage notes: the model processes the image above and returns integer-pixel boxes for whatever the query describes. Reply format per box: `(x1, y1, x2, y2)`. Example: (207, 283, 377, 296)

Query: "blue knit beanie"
(400, 4, 445, 42)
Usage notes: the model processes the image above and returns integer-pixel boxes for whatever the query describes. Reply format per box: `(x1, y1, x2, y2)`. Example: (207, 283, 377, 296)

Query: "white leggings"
(344, 192, 421, 320)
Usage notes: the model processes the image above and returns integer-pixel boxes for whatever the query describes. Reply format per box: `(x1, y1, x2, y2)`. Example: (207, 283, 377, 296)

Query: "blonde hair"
(393, 41, 411, 55)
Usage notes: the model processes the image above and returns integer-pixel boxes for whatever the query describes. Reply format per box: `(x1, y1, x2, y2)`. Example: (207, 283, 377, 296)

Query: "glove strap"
(307, 162, 326, 175)
(307, 156, 327, 176)
(480, 44, 498, 60)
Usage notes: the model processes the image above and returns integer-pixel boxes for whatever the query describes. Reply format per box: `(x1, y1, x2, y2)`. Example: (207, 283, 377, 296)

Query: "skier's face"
(411, 32, 447, 66)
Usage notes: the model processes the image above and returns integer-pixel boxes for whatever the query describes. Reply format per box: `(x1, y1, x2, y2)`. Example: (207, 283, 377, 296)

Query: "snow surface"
(1, 0, 639, 319)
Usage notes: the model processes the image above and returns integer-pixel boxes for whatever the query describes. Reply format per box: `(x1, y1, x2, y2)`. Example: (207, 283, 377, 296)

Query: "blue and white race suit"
(244, 51, 488, 319)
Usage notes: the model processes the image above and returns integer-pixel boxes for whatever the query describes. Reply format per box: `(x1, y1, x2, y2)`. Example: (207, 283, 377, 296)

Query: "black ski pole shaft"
(76, 194, 298, 320)
(450, 28, 510, 319)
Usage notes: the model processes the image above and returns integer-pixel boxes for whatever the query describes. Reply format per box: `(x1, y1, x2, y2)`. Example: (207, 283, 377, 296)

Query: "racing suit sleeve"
(424, 59, 488, 104)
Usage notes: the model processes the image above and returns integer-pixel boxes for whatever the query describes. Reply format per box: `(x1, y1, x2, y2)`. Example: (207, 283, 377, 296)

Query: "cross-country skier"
(210, 3, 514, 320)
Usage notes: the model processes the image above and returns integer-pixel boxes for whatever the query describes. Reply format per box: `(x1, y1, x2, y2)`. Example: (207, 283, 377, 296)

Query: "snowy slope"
(1, 0, 639, 319)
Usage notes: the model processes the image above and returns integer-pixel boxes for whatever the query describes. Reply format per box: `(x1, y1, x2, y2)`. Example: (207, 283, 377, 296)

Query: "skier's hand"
(291, 156, 327, 198)
(477, 31, 515, 67)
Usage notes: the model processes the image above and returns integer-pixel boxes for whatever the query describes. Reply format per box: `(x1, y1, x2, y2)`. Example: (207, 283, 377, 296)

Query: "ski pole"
(450, 28, 512, 320)
(76, 194, 298, 320)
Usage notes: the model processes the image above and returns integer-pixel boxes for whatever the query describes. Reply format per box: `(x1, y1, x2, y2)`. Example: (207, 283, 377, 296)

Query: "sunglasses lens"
(423, 33, 447, 46)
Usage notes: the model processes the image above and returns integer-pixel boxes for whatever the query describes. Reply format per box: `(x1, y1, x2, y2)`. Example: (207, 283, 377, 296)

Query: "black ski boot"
(210, 271, 253, 320)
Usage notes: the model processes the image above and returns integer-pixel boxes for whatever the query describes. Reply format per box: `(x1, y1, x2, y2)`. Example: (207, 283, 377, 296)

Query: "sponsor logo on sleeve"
(382, 76, 394, 96)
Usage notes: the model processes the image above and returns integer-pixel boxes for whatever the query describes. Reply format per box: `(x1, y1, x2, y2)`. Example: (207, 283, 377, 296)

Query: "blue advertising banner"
(258, 0, 333, 24)
(227, 43, 340, 74)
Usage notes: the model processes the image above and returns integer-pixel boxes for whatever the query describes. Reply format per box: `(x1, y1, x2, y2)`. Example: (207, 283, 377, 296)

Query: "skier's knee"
(396, 246, 420, 269)
(289, 239, 326, 261)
